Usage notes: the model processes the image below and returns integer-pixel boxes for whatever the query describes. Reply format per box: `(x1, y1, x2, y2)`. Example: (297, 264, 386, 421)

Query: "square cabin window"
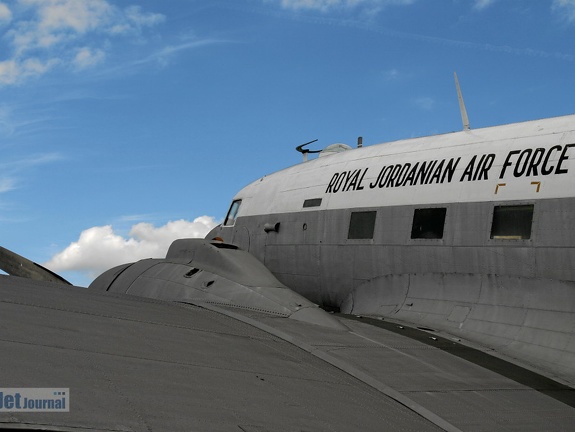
(411, 208, 447, 239)
(490, 204, 534, 240)
(348, 211, 377, 240)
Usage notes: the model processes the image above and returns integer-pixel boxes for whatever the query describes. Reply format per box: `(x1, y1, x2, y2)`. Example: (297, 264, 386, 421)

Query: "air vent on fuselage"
(303, 198, 322, 208)
(211, 242, 239, 250)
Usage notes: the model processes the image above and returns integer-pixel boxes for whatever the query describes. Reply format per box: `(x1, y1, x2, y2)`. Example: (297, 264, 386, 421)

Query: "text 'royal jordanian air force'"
(325, 144, 575, 193)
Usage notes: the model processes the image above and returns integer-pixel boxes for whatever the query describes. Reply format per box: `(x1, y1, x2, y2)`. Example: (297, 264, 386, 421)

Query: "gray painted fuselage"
(208, 115, 575, 382)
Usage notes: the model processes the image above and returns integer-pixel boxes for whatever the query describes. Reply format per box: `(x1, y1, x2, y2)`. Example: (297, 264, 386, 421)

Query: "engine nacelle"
(89, 238, 345, 330)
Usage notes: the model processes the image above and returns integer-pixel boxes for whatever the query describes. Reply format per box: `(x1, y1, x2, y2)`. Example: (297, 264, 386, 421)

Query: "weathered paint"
(210, 114, 575, 383)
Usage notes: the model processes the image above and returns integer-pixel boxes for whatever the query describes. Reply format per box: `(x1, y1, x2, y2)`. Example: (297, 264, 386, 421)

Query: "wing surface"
(1, 275, 575, 431)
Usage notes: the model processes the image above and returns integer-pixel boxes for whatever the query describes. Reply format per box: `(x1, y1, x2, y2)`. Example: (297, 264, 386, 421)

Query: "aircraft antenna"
(454, 72, 471, 131)
(296, 139, 321, 162)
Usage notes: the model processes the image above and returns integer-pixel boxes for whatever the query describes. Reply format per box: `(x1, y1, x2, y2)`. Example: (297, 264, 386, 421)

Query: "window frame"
(223, 199, 242, 227)
(410, 207, 447, 240)
(347, 210, 377, 240)
(489, 204, 534, 240)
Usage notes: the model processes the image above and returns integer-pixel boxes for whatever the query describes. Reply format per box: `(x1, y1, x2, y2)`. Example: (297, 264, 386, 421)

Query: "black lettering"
(499, 150, 520, 179)
(333, 172, 346, 192)
(326, 173, 339, 193)
(514, 149, 532, 177)
(441, 157, 460, 183)
(356, 168, 368, 190)
(526, 148, 545, 176)
(556, 143, 575, 174)
(344, 169, 359, 192)
(414, 160, 431, 185)
(341, 170, 355, 191)
(403, 162, 419, 186)
(472, 155, 486, 181)
(396, 163, 412, 186)
(369, 167, 385, 189)
(460, 155, 476, 182)
(429, 160, 445, 184)
(542, 145, 561, 175)
(423, 160, 438, 184)
(385, 164, 403, 187)
(477, 154, 495, 180)
(378, 166, 394, 188)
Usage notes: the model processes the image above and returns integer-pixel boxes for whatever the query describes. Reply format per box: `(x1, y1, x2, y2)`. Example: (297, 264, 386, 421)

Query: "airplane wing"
(1, 272, 575, 431)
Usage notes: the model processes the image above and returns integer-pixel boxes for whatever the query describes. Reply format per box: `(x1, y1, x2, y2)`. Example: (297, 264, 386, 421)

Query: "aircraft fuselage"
(208, 114, 575, 381)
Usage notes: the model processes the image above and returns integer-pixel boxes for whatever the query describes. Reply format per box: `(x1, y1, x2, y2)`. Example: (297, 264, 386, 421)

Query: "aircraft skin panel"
(210, 192, 575, 382)
(234, 115, 575, 217)
(0, 276, 445, 432)
(2, 275, 575, 431)
(223, 198, 575, 283)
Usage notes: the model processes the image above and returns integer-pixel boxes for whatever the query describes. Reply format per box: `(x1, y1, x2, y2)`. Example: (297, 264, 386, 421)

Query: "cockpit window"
(224, 200, 242, 226)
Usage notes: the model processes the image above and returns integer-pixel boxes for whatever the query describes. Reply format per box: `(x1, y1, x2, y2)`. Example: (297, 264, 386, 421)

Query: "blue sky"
(1, 0, 574, 286)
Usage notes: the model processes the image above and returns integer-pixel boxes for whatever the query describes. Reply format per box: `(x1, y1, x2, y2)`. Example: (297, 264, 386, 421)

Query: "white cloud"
(125, 5, 165, 29)
(0, 60, 19, 85)
(10, 0, 113, 54)
(473, 0, 495, 11)
(44, 217, 219, 278)
(0, 2, 12, 23)
(0, 178, 16, 193)
(275, 0, 415, 12)
(0, 0, 166, 86)
(0, 56, 59, 85)
(553, 0, 575, 22)
(73, 47, 105, 69)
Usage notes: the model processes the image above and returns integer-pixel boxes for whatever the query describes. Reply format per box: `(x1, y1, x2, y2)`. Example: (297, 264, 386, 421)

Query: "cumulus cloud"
(0, 0, 165, 85)
(553, 0, 575, 22)
(44, 217, 219, 279)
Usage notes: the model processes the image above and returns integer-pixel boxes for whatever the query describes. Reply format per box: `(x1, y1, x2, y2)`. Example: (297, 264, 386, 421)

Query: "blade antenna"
(454, 72, 471, 131)
(296, 139, 321, 162)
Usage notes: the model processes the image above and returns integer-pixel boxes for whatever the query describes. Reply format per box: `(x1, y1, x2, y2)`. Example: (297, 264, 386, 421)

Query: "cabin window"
(411, 208, 447, 239)
(223, 200, 242, 226)
(303, 198, 322, 208)
(490, 204, 534, 240)
(348, 211, 376, 239)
